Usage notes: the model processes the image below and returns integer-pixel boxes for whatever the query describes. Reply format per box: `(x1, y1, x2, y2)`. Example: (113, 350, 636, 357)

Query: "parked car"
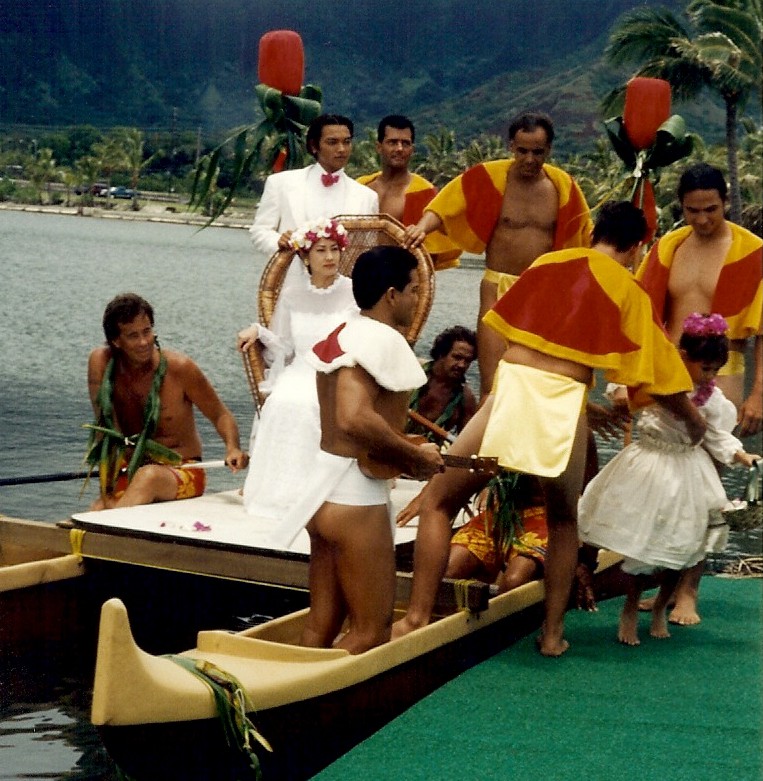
(75, 183, 109, 196)
(109, 186, 138, 199)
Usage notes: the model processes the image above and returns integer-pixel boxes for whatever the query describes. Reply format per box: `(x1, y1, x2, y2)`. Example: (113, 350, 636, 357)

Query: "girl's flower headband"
(682, 312, 728, 337)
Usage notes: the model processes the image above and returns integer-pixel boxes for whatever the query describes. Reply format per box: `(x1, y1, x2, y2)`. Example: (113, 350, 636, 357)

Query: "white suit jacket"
(249, 164, 379, 258)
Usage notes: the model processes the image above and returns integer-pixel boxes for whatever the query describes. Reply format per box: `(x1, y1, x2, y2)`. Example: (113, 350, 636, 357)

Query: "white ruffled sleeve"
(257, 259, 304, 392)
(701, 388, 744, 466)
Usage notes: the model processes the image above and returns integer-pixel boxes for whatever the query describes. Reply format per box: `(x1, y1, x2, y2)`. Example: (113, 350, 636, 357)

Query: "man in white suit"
(249, 114, 379, 258)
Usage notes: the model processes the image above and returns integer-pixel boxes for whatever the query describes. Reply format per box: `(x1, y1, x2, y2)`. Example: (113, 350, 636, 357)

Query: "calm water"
(1, 211, 760, 779)
(0, 210, 487, 780)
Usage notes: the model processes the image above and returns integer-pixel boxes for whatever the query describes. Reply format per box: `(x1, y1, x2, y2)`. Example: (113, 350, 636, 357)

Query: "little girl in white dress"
(578, 313, 759, 646)
(237, 218, 358, 519)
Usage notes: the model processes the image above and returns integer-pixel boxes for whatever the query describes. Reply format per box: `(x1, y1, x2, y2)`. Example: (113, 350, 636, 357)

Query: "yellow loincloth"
(479, 362, 587, 477)
(717, 350, 745, 377)
(482, 269, 519, 299)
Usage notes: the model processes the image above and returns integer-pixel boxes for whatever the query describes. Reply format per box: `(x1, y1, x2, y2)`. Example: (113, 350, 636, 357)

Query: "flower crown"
(682, 312, 728, 337)
(289, 218, 349, 253)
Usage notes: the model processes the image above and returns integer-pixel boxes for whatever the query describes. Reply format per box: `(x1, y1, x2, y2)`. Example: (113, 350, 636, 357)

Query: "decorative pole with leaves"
(604, 77, 694, 241)
(191, 29, 322, 222)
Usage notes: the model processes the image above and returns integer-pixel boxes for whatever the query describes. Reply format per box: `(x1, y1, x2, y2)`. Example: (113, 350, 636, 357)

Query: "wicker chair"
(243, 214, 435, 408)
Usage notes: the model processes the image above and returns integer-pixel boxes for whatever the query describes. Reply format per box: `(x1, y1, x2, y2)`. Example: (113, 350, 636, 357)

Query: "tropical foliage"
(603, 0, 762, 222)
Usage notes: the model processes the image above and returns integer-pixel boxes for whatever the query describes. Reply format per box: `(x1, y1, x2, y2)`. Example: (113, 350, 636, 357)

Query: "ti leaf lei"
(483, 472, 525, 554)
(83, 347, 181, 499)
(166, 655, 272, 779)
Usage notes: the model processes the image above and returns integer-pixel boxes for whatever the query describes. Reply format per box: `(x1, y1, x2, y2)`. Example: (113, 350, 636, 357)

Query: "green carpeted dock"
(315, 576, 762, 781)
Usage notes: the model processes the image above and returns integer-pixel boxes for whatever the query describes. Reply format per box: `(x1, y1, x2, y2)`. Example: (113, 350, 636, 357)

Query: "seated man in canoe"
(394, 202, 707, 656)
(447, 473, 548, 593)
(85, 293, 248, 509)
(270, 246, 443, 653)
(405, 325, 478, 443)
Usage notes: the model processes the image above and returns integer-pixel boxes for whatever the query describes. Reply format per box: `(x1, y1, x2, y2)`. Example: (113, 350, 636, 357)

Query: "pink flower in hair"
(682, 312, 728, 337)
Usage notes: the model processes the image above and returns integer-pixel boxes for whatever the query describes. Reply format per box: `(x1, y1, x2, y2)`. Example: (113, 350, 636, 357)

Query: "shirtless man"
(357, 115, 461, 271)
(636, 162, 763, 624)
(394, 202, 706, 656)
(406, 325, 478, 441)
(285, 247, 443, 654)
(404, 111, 591, 396)
(87, 293, 247, 509)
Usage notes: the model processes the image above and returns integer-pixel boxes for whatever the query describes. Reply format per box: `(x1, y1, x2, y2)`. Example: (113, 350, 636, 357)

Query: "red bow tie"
(321, 172, 340, 187)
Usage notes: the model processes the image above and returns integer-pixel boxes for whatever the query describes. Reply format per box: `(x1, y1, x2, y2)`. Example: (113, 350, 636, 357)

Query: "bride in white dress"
(237, 218, 358, 518)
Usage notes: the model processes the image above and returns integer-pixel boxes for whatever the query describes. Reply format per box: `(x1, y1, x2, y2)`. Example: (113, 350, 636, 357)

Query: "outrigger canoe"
(91, 551, 623, 781)
(0, 481, 428, 667)
(0, 540, 84, 655)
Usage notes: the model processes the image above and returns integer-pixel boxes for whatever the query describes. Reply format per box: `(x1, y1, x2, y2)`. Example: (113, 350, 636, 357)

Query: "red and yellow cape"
(357, 172, 461, 270)
(425, 160, 592, 255)
(636, 223, 763, 339)
(483, 248, 692, 406)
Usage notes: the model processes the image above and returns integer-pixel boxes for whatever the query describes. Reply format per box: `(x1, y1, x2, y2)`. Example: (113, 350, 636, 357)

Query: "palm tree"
(27, 147, 58, 204)
(346, 128, 380, 179)
(414, 129, 463, 188)
(91, 134, 128, 201)
(59, 166, 81, 208)
(603, 0, 762, 222)
(459, 134, 505, 168)
(119, 128, 158, 210)
(75, 155, 103, 207)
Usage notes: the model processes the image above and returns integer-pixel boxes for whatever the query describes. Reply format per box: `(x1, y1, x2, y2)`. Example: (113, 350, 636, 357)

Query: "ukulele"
(358, 435, 501, 480)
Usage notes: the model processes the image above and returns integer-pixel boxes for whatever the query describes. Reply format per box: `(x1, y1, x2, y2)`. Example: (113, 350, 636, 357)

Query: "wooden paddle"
(406, 408, 457, 444)
(0, 460, 229, 488)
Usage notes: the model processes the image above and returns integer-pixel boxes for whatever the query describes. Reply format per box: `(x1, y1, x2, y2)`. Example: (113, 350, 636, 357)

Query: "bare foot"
(574, 563, 597, 612)
(536, 626, 570, 657)
(637, 591, 672, 612)
(649, 612, 671, 639)
(618, 609, 641, 646)
(391, 615, 424, 640)
(668, 602, 701, 626)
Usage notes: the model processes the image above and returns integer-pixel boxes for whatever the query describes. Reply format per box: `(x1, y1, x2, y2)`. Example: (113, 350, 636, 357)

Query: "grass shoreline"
(0, 199, 253, 230)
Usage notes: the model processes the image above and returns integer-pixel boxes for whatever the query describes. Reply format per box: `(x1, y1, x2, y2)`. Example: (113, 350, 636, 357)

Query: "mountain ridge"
(1, 0, 732, 154)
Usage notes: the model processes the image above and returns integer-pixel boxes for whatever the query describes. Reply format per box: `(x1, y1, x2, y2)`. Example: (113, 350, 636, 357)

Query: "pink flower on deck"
(192, 521, 212, 532)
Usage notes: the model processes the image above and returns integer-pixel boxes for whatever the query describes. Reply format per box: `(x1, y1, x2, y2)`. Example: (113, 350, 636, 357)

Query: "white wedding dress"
(578, 386, 742, 573)
(243, 259, 357, 518)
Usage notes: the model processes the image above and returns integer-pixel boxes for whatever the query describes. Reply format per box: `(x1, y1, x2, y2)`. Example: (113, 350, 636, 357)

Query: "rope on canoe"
(454, 579, 471, 612)
(69, 528, 85, 562)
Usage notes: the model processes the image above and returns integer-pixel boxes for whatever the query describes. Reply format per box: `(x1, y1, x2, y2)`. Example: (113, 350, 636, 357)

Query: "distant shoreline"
(0, 200, 253, 230)
(0, 201, 486, 267)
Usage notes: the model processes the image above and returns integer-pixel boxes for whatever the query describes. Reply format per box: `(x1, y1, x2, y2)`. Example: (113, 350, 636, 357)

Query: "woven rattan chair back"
(243, 214, 435, 408)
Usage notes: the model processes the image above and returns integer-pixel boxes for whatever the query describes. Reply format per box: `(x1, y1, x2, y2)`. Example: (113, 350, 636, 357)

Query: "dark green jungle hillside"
(1, 0, 732, 154)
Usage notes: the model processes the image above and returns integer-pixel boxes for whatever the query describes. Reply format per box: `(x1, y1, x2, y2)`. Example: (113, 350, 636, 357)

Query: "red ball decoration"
(258, 30, 304, 96)
(623, 77, 671, 150)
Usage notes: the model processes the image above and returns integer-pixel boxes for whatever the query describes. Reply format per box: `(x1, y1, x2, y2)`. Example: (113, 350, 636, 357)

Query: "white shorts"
(326, 459, 390, 506)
